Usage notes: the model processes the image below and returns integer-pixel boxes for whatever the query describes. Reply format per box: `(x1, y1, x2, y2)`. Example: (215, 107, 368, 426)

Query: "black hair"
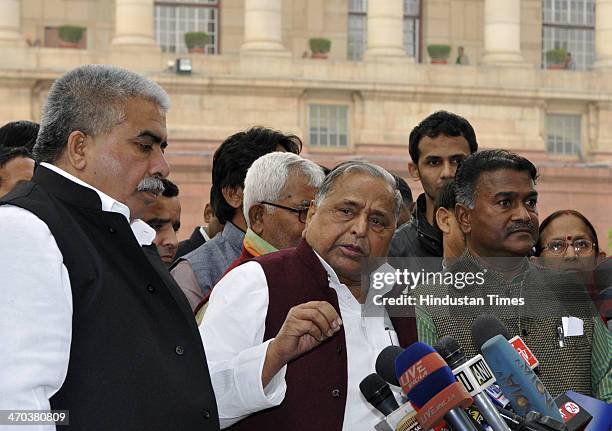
(435, 180, 456, 211)
(408, 111, 477, 164)
(455, 149, 538, 209)
(319, 164, 331, 176)
(211, 127, 302, 224)
(393, 173, 413, 207)
(0, 121, 39, 152)
(161, 178, 179, 198)
(0, 146, 31, 168)
(534, 209, 600, 256)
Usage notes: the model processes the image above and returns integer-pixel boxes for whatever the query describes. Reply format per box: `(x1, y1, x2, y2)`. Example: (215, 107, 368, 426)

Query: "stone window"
(348, 0, 421, 61)
(348, 0, 367, 60)
(309, 105, 349, 148)
(403, 0, 420, 59)
(542, 0, 595, 70)
(546, 114, 582, 155)
(154, 0, 219, 54)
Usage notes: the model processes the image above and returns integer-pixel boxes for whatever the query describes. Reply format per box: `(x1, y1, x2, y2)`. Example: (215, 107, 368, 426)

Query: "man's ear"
(455, 203, 472, 235)
(435, 207, 451, 234)
(203, 202, 213, 224)
(65, 130, 89, 171)
(302, 200, 317, 238)
(248, 204, 265, 235)
(408, 161, 420, 180)
(221, 186, 243, 209)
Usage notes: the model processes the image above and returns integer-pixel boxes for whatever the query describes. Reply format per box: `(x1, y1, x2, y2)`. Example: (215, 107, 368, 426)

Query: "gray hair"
(33, 64, 170, 163)
(314, 161, 402, 220)
(243, 152, 325, 228)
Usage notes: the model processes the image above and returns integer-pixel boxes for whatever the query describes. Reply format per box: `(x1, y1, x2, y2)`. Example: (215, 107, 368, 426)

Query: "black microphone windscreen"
(375, 345, 404, 386)
(433, 335, 460, 359)
(433, 335, 467, 369)
(359, 373, 399, 416)
(471, 314, 510, 352)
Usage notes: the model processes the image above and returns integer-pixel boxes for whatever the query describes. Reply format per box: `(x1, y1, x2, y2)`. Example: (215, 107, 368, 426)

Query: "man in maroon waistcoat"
(200, 161, 418, 430)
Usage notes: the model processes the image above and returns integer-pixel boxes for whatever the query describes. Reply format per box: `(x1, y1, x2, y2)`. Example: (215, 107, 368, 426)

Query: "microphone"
(360, 373, 400, 416)
(373, 402, 423, 431)
(494, 406, 569, 431)
(561, 391, 612, 431)
(395, 341, 477, 431)
(554, 393, 592, 431)
(434, 336, 512, 431)
(471, 316, 562, 421)
(377, 345, 404, 386)
(471, 314, 539, 372)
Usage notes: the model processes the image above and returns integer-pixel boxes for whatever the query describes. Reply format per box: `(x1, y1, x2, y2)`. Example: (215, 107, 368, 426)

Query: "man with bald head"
(201, 161, 418, 430)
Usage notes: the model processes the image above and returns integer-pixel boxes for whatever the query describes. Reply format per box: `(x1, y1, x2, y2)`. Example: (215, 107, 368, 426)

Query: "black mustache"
(505, 222, 536, 236)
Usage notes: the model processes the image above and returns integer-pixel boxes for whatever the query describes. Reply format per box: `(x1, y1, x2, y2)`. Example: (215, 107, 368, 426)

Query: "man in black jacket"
(389, 111, 477, 266)
(0, 65, 219, 430)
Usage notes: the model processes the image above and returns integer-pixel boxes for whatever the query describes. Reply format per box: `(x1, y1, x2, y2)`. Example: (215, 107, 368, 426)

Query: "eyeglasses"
(260, 201, 309, 223)
(543, 239, 596, 256)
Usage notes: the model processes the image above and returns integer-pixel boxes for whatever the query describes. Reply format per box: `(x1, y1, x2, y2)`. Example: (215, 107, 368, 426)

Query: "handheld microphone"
(360, 373, 400, 416)
(508, 336, 539, 372)
(373, 402, 423, 431)
(434, 336, 512, 431)
(471, 314, 539, 372)
(554, 393, 592, 431)
(377, 345, 404, 386)
(395, 341, 477, 431)
(562, 391, 612, 431)
(494, 406, 569, 431)
(471, 316, 562, 421)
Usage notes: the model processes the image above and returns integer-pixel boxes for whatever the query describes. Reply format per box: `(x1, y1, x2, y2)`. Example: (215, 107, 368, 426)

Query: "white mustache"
(137, 177, 165, 196)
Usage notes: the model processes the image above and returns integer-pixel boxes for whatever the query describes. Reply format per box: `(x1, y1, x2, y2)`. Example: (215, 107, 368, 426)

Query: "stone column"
(594, 0, 612, 68)
(111, 0, 157, 47)
(480, 0, 524, 65)
(363, 0, 409, 60)
(240, 0, 288, 55)
(0, 0, 24, 45)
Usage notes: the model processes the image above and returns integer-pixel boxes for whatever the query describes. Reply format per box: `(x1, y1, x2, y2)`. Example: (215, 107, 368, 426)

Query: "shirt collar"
(311, 249, 393, 294)
(130, 219, 156, 246)
(41, 162, 131, 221)
(222, 221, 247, 250)
(199, 226, 211, 242)
(313, 250, 342, 287)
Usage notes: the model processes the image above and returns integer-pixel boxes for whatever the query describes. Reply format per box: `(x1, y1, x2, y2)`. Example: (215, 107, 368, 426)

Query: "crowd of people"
(0, 64, 610, 431)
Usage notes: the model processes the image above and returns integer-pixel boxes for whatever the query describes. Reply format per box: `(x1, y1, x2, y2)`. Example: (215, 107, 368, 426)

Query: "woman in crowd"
(535, 209, 605, 274)
(535, 209, 609, 325)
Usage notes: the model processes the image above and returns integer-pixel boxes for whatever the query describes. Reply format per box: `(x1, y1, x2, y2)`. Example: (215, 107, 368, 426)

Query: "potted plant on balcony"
(185, 32, 209, 54)
(427, 44, 451, 64)
(546, 47, 567, 70)
(309, 38, 331, 59)
(58, 25, 85, 48)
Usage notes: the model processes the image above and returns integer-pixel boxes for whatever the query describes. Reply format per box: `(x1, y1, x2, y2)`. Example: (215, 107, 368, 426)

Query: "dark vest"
(229, 240, 417, 431)
(0, 166, 219, 430)
(417, 251, 596, 398)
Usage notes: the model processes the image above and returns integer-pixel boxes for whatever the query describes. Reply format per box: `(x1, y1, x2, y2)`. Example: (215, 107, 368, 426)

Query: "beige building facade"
(1, 0, 611, 250)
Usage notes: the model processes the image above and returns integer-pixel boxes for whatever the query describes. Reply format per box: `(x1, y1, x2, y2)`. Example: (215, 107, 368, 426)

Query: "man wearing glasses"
(191, 152, 324, 317)
(172, 127, 302, 310)
(200, 161, 419, 430)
